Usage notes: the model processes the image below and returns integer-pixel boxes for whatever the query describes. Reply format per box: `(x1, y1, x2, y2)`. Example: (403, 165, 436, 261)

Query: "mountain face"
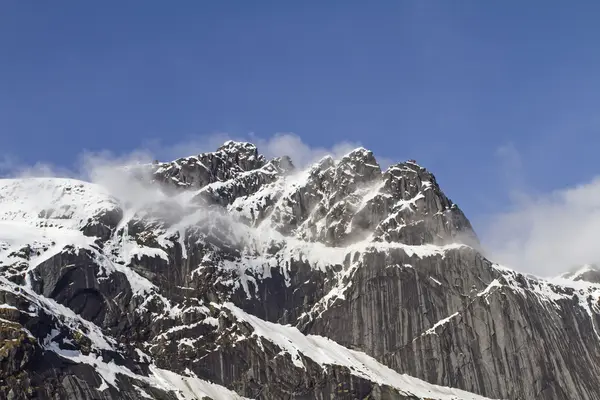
(1, 141, 600, 400)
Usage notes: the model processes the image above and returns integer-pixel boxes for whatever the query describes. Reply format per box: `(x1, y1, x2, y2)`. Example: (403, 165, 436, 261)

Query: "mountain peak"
(340, 147, 378, 165)
(560, 263, 600, 283)
(216, 140, 266, 166)
(217, 140, 259, 154)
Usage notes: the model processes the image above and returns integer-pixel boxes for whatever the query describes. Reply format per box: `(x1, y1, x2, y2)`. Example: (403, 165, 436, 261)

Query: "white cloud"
(75, 148, 166, 207)
(482, 144, 600, 277)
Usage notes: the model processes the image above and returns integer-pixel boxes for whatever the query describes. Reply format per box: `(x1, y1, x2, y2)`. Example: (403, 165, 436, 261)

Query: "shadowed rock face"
(1, 141, 599, 400)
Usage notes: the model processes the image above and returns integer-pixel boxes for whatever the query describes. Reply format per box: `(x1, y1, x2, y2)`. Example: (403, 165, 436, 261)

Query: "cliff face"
(1, 141, 599, 400)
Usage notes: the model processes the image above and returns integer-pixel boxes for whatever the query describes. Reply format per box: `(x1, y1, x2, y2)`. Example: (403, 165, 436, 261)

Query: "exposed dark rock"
(1, 141, 599, 400)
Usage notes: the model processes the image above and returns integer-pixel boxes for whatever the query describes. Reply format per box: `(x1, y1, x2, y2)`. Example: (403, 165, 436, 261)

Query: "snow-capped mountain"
(2, 141, 600, 400)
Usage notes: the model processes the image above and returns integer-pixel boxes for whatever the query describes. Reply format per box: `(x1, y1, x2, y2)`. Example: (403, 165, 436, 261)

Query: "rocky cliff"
(1, 141, 599, 400)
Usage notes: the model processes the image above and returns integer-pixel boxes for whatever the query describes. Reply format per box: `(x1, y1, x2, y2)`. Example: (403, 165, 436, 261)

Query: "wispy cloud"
(0, 154, 73, 179)
(0, 155, 17, 175)
(494, 142, 529, 203)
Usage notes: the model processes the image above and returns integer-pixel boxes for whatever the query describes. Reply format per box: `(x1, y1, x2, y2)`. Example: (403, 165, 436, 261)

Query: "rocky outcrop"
(1, 141, 599, 400)
(152, 141, 268, 189)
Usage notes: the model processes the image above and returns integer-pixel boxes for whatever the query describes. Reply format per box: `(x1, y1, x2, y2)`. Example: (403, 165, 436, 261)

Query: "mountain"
(560, 264, 600, 284)
(1, 141, 600, 400)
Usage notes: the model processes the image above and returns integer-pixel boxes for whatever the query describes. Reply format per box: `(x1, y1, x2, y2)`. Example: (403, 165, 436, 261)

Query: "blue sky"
(2, 1, 600, 245)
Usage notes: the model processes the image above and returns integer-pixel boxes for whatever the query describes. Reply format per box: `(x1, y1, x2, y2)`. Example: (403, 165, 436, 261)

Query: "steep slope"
(1, 141, 599, 400)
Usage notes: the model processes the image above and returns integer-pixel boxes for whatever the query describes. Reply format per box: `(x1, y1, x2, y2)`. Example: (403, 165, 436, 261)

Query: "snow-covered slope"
(0, 178, 116, 248)
(0, 178, 119, 280)
(0, 178, 117, 226)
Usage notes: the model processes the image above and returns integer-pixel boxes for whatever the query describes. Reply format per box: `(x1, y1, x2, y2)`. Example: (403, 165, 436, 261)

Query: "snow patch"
(149, 365, 251, 400)
(424, 312, 460, 336)
(225, 303, 494, 399)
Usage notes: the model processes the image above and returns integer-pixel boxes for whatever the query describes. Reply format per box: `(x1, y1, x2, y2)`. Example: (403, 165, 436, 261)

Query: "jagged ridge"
(1, 141, 599, 400)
